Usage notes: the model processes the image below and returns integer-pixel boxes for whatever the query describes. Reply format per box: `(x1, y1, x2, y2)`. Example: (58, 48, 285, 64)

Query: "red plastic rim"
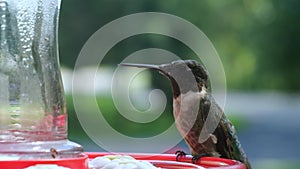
(86, 152, 247, 169)
(0, 154, 88, 169)
(0, 152, 246, 169)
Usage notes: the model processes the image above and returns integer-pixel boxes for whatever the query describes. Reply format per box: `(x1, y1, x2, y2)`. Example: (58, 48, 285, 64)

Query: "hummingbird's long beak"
(119, 63, 174, 79)
(119, 63, 162, 71)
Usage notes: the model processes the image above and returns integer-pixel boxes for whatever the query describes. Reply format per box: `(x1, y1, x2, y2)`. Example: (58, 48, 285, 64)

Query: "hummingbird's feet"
(176, 151, 209, 164)
(191, 153, 209, 164)
(175, 150, 187, 161)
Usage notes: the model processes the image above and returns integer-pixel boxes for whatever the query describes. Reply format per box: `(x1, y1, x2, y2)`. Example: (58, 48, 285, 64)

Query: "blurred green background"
(58, 0, 300, 168)
(59, 0, 300, 91)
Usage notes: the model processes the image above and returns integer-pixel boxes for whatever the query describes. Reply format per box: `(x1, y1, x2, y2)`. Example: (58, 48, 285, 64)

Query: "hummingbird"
(120, 60, 251, 169)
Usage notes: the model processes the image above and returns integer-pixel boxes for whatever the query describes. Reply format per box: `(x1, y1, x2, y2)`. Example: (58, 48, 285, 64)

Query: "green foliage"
(59, 0, 300, 91)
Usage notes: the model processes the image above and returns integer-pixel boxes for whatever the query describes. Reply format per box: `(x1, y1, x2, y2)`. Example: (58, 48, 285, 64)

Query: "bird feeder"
(0, 0, 83, 159)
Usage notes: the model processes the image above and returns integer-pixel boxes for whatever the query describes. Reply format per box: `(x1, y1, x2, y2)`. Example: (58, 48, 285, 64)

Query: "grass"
(66, 95, 174, 138)
(66, 95, 249, 139)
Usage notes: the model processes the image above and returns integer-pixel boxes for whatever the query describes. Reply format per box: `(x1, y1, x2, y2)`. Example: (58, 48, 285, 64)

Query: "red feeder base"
(0, 152, 246, 169)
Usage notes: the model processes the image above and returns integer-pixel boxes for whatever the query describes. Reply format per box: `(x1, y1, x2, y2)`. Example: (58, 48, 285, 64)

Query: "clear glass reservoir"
(0, 0, 83, 159)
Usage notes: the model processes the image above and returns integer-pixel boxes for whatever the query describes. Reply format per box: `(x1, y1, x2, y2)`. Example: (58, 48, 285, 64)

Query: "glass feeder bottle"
(0, 0, 83, 158)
